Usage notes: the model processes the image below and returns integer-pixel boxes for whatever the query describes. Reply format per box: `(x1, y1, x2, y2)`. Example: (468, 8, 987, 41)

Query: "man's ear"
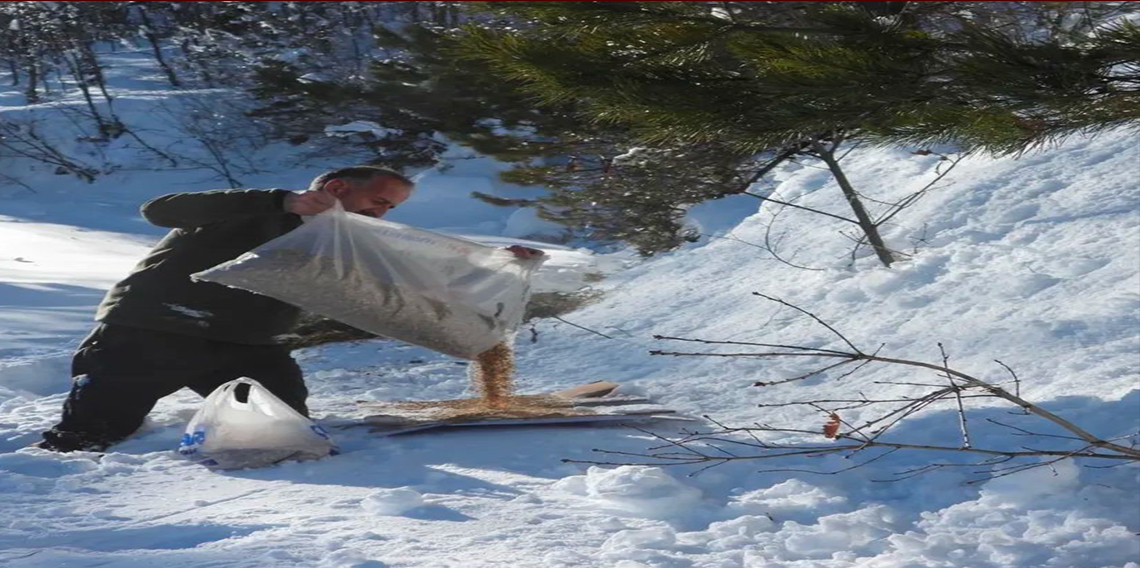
(323, 178, 349, 197)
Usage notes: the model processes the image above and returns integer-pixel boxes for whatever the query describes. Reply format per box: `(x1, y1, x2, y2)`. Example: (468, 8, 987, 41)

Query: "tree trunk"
(139, 8, 181, 87)
(80, 44, 112, 104)
(7, 59, 18, 86)
(64, 53, 111, 138)
(181, 38, 215, 87)
(149, 35, 181, 87)
(362, 4, 377, 30)
(449, 2, 461, 27)
(25, 61, 39, 104)
(40, 61, 51, 95)
(341, 9, 363, 72)
(814, 141, 896, 268)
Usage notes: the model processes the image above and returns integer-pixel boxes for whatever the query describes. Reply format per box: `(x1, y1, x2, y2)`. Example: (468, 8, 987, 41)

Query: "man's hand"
(284, 190, 338, 216)
(506, 245, 545, 260)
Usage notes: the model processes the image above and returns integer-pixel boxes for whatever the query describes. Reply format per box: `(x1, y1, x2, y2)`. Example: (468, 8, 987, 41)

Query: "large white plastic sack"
(193, 202, 546, 359)
(178, 378, 337, 470)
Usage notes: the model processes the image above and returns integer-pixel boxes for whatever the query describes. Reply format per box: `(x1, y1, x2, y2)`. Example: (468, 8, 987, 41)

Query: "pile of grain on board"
(367, 342, 599, 422)
(383, 395, 596, 422)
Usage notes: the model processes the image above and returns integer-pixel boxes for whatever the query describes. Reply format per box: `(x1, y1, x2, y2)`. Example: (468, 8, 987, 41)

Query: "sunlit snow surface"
(1, 48, 1137, 568)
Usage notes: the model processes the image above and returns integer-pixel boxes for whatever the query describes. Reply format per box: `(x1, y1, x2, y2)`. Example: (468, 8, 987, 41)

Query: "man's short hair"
(309, 166, 414, 191)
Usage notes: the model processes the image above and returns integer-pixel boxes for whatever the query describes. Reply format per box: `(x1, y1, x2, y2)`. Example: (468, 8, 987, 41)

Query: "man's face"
(325, 176, 413, 219)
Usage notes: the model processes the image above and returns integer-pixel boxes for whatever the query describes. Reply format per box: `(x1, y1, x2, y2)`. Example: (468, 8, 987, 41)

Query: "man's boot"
(35, 428, 111, 453)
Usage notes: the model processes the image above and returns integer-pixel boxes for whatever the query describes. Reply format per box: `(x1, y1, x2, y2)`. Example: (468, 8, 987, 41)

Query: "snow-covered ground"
(1, 48, 1138, 568)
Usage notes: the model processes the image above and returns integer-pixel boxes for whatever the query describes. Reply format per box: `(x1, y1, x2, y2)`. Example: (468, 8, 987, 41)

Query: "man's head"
(310, 166, 414, 218)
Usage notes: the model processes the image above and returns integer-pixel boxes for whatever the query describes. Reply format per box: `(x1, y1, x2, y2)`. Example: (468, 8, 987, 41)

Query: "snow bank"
(362, 487, 425, 516)
(554, 465, 705, 521)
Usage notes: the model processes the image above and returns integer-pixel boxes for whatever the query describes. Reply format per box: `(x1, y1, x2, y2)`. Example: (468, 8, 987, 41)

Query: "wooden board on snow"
(550, 381, 621, 399)
(360, 410, 684, 436)
(352, 381, 685, 436)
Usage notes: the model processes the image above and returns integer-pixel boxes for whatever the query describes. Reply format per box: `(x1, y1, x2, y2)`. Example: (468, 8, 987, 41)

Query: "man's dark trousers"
(43, 323, 308, 451)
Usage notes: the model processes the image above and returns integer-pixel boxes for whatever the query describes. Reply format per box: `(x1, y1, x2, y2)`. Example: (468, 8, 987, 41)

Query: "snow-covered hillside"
(1, 48, 1138, 568)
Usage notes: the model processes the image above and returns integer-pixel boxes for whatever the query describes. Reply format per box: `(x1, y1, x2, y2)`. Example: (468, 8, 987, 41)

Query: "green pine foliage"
(461, 1, 1138, 155)
(248, 17, 761, 254)
(8, 2, 1129, 255)
(453, 1, 1138, 265)
(498, 144, 756, 253)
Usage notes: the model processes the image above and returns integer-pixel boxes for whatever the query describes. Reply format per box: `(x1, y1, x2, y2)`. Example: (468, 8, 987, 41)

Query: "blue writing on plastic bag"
(178, 430, 207, 455)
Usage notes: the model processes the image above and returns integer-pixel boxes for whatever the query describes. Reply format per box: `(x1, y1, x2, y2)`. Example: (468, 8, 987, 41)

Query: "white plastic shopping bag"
(178, 378, 337, 470)
(193, 201, 546, 359)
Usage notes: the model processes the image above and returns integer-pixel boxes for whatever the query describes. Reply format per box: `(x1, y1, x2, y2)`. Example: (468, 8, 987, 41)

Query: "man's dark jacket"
(96, 189, 303, 345)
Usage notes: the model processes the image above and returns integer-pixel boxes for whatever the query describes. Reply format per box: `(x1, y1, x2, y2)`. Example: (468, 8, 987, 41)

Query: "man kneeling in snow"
(38, 166, 434, 452)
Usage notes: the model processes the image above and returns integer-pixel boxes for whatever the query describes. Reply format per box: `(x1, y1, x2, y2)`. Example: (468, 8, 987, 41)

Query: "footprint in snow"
(996, 203, 1040, 225)
(1012, 273, 1062, 297)
(0, 451, 99, 479)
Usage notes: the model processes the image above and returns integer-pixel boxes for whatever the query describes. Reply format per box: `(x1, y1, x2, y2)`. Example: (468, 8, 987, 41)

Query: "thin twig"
(759, 193, 829, 271)
(754, 359, 857, 387)
(553, 316, 615, 340)
(742, 191, 858, 225)
(597, 295, 1140, 479)
(994, 359, 1023, 402)
(653, 335, 850, 356)
(985, 418, 1084, 441)
(940, 343, 972, 449)
(873, 154, 964, 227)
(751, 292, 863, 354)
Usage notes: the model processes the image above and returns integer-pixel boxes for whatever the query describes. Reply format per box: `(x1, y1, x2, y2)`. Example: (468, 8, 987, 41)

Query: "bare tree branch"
(940, 343, 972, 449)
(750, 292, 863, 354)
(579, 294, 1140, 481)
(742, 190, 859, 225)
(553, 316, 615, 340)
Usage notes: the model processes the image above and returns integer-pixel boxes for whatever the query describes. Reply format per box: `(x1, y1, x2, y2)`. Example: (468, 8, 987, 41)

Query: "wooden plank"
(564, 395, 651, 407)
(365, 412, 687, 436)
(356, 395, 652, 411)
(356, 382, 631, 411)
(347, 381, 683, 436)
(550, 381, 621, 399)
